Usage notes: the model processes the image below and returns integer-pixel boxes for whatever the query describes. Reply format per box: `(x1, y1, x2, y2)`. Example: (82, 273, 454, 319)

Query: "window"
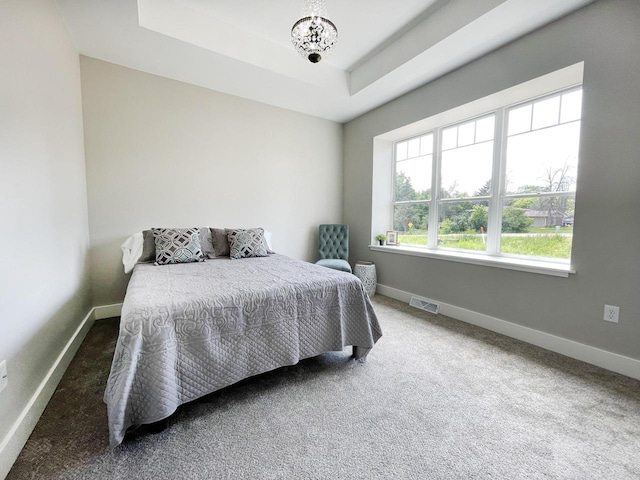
(391, 86, 582, 263)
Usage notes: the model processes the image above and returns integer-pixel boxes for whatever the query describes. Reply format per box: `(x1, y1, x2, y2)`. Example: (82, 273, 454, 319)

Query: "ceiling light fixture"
(291, 0, 338, 64)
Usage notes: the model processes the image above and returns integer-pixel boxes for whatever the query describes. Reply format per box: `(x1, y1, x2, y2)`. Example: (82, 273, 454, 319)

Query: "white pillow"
(121, 232, 143, 274)
(264, 230, 274, 253)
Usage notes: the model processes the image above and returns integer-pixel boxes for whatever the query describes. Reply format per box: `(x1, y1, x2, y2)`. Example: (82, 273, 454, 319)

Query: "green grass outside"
(397, 231, 572, 259)
(529, 226, 573, 234)
(499, 234, 571, 258)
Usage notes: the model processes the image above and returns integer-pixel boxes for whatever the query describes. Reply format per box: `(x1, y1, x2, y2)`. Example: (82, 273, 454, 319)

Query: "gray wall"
(344, 0, 640, 360)
(0, 0, 92, 470)
(80, 57, 344, 306)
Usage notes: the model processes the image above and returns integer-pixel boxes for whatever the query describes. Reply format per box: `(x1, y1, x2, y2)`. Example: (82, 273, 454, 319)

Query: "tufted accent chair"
(315, 224, 352, 273)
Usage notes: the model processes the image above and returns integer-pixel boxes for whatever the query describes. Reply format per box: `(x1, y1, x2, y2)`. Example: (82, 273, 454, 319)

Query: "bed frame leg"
(147, 418, 169, 434)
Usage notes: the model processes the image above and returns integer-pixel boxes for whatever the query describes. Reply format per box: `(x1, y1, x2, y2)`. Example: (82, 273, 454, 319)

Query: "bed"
(104, 253, 382, 447)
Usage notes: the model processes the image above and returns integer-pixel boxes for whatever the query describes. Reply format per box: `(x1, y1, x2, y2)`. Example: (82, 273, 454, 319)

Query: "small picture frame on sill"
(386, 231, 398, 246)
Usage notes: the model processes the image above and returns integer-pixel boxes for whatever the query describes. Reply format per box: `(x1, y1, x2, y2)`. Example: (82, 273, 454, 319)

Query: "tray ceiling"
(57, 0, 595, 122)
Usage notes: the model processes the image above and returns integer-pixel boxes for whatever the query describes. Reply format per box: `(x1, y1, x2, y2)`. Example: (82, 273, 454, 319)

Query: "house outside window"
(392, 86, 582, 262)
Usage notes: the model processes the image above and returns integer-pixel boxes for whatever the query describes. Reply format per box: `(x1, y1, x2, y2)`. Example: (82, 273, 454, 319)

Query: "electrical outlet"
(0, 360, 7, 393)
(604, 305, 619, 323)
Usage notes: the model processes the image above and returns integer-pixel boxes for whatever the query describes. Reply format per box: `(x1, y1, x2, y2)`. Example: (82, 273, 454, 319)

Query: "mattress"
(104, 254, 382, 446)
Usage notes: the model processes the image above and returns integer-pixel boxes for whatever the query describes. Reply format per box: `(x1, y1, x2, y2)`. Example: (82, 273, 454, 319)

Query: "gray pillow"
(210, 228, 231, 257)
(142, 227, 214, 261)
(152, 227, 204, 265)
(140, 230, 156, 263)
(200, 227, 215, 259)
(226, 228, 269, 260)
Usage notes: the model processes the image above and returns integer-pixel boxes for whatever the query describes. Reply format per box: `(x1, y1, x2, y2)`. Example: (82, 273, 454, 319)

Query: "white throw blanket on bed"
(120, 232, 144, 274)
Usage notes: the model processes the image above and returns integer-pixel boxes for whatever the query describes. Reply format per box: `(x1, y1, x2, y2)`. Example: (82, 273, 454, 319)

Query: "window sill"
(368, 244, 575, 277)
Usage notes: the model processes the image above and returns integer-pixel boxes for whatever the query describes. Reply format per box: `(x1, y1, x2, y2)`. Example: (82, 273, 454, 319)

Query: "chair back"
(318, 224, 349, 261)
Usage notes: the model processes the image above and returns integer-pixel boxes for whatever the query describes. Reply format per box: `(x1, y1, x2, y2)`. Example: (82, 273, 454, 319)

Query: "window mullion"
(487, 109, 506, 255)
(391, 144, 397, 230)
(428, 129, 440, 248)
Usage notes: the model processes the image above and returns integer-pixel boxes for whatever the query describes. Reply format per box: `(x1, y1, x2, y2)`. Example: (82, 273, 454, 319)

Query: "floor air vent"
(409, 296, 440, 314)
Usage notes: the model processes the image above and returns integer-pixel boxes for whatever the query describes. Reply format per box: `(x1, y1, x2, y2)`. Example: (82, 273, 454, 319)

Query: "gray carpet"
(7, 295, 640, 479)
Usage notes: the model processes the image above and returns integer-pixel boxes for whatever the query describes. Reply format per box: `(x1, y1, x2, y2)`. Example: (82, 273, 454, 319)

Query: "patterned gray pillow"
(226, 228, 269, 260)
(143, 228, 212, 262)
(152, 228, 204, 265)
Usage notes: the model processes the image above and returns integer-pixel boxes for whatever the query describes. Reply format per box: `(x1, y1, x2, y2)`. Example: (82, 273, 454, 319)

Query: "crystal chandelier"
(291, 0, 338, 64)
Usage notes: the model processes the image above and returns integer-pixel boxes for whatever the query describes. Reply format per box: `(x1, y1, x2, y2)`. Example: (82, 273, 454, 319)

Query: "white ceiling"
(56, 0, 595, 123)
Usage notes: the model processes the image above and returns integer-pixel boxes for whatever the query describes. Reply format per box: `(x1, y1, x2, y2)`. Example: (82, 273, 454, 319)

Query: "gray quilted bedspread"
(104, 254, 382, 446)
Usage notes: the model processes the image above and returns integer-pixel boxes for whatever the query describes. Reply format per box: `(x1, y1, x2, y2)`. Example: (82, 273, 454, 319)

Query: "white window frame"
(392, 85, 580, 260)
(374, 65, 585, 277)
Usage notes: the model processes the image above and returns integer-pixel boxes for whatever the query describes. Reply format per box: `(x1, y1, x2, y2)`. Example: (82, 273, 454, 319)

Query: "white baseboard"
(94, 303, 123, 320)
(0, 308, 96, 480)
(377, 284, 640, 380)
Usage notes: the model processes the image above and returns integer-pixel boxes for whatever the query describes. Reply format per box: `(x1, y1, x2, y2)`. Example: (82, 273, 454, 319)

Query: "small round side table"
(354, 261, 377, 298)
